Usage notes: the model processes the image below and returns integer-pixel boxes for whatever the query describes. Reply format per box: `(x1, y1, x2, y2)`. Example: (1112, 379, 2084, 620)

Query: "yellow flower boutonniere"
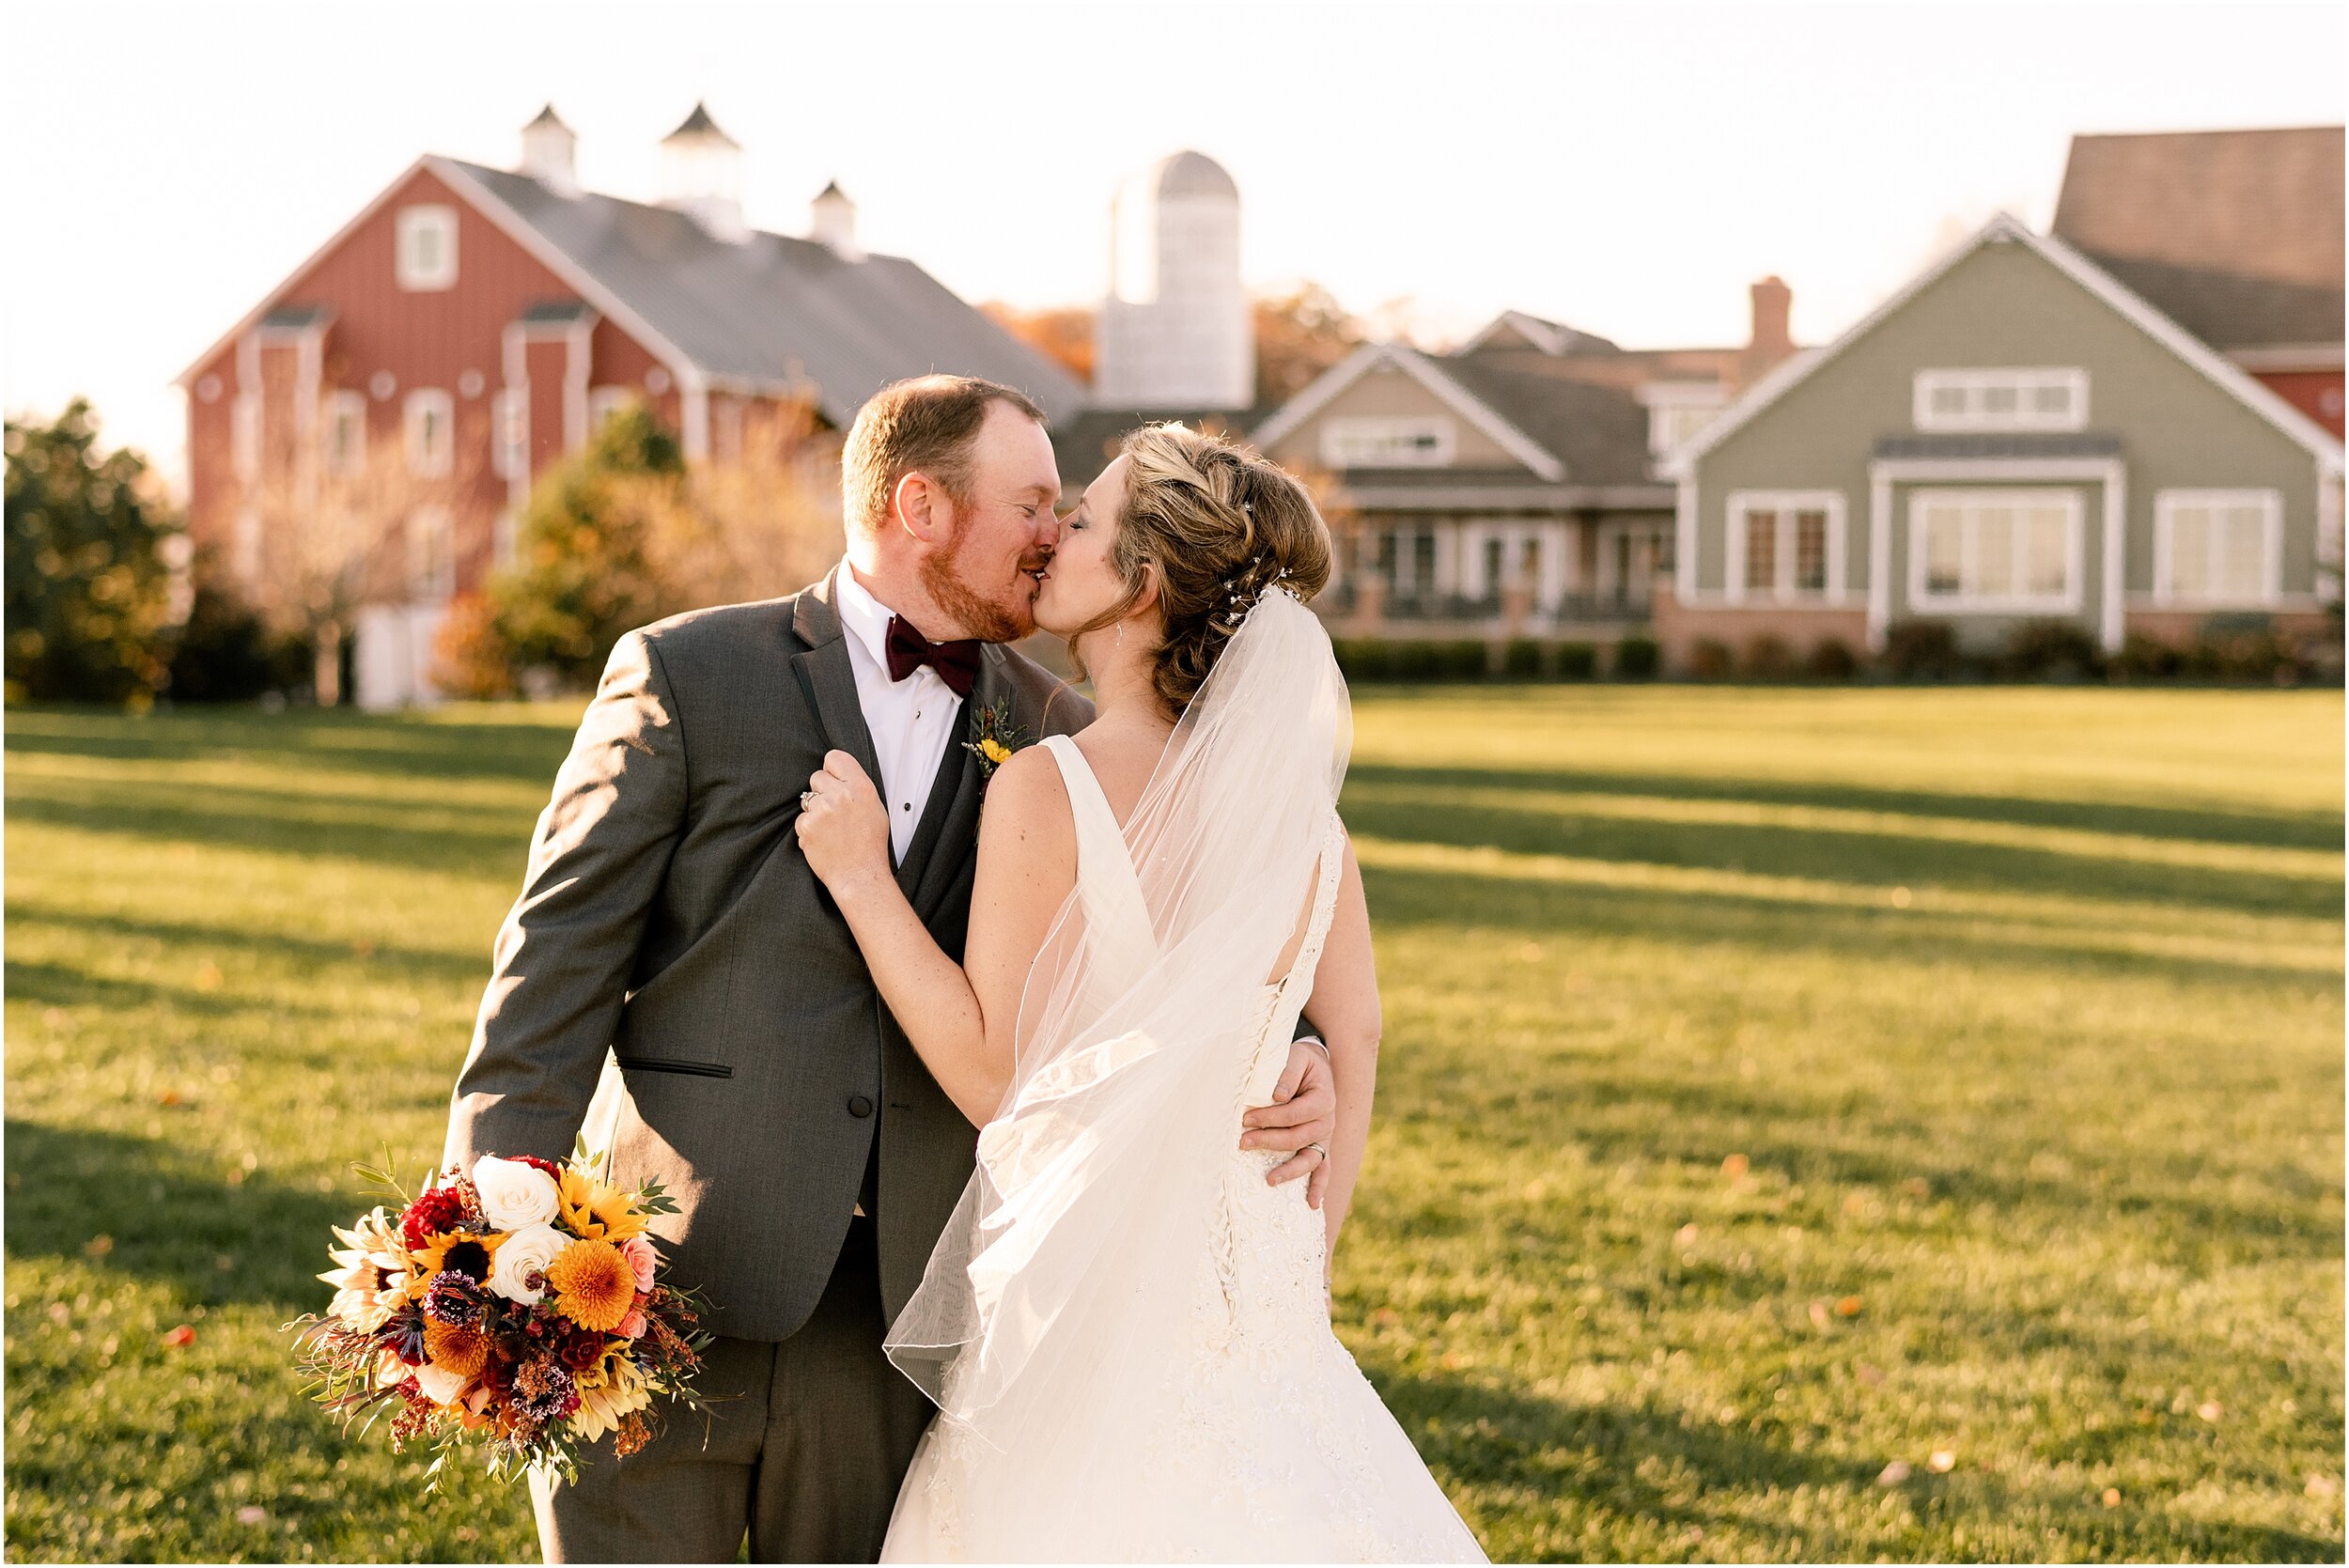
(963, 699, 1032, 784)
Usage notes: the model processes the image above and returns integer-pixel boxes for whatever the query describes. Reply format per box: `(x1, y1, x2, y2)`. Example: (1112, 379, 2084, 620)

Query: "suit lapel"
(788, 568, 891, 857)
(904, 644, 1013, 920)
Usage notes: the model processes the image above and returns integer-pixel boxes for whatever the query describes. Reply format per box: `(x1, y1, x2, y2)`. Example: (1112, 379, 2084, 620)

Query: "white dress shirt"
(832, 564, 965, 864)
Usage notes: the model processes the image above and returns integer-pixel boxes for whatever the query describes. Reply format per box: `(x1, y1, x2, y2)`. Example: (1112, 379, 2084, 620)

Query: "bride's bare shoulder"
(974, 745, 1077, 865)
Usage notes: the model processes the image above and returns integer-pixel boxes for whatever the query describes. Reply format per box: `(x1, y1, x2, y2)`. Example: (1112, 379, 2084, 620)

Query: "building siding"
(1688, 239, 2327, 632)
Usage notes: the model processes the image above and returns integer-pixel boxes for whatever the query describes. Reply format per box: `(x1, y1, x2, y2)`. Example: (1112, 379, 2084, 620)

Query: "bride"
(794, 423, 1486, 1562)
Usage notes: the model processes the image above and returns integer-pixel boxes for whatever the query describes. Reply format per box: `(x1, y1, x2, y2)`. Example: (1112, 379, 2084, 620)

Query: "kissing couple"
(443, 375, 1485, 1561)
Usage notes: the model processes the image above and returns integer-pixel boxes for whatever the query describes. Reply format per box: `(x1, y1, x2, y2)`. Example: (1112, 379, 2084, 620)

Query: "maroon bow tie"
(884, 614, 981, 698)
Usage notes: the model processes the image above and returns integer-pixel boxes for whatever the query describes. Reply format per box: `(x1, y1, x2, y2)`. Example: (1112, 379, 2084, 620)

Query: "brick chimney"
(1736, 275, 1796, 388)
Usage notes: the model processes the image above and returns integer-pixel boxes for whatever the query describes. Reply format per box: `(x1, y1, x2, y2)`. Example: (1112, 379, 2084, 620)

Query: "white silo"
(1096, 151, 1253, 410)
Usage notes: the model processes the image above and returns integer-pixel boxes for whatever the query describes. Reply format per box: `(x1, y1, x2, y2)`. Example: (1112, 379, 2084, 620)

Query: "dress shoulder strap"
(1041, 736, 1157, 955)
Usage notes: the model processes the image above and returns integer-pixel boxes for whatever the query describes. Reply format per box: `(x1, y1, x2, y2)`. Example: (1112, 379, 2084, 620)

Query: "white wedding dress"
(878, 618, 1486, 1564)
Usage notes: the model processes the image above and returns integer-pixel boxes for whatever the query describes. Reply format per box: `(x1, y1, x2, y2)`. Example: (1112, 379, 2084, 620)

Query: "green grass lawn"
(6, 686, 2341, 1562)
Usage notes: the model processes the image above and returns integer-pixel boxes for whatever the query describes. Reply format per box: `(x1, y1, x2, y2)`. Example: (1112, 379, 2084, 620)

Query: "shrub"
(5, 400, 179, 706)
(2110, 631, 2182, 681)
(1742, 634, 1797, 680)
(1688, 638, 1735, 680)
(1329, 639, 1394, 682)
(1501, 638, 1542, 679)
(2000, 619, 2105, 683)
(1881, 621, 1965, 681)
(1612, 636, 1658, 680)
(1805, 637, 1859, 680)
(1333, 639, 1488, 683)
(163, 580, 310, 703)
(1555, 642, 1598, 680)
(431, 592, 518, 700)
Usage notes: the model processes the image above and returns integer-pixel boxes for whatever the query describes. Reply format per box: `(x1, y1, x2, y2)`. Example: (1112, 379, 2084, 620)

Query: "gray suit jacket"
(443, 567, 1091, 1343)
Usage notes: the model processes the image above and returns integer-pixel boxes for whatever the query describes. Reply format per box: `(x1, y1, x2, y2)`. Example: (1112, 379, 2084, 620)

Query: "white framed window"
(409, 505, 456, 602)
(588, 385, 635, 433)
(1906, 488, 2083, 612)
(230, 508, 262, 583)
(1638, 382, 1727, 458)
(1319, 416, 1456, 469)
(405, 389, 454, 477)
(1726, 490, 1845, 603)
(323, 391, 366, 478)
(395, 205, 459, 291)
(2153, 489, 2281, 607)
(229, 394, 260, 482)
(491, 388, 529, 480)
(1914, 367, 2089, 432)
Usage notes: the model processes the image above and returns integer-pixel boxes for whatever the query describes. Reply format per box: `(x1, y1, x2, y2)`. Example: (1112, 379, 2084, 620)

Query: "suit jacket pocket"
(614, 1054, 734, 1079)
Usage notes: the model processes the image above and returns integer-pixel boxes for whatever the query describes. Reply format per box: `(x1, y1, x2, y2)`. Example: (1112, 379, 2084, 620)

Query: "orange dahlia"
(423, 1321, 490, 1379)
(546, 1238, 636, 1332)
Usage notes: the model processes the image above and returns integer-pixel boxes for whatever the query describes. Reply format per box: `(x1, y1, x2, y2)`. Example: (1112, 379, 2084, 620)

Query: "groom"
(442, 375, 1339, 1563)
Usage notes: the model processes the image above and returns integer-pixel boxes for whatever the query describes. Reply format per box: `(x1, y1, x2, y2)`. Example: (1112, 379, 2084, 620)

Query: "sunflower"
(546, 1238, 636, 1332)
(407, 1229, 508, 1298)
(557, 1168, 646, 1241)
(569, 1350, 651, 1442)
(424, 1321, 490, 1380)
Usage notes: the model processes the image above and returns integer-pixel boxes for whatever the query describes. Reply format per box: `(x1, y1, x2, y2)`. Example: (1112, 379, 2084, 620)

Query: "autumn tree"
(1254, 283, 1366, 405)
(983, 302, 1095, 385)
(4, 400, 181, 706)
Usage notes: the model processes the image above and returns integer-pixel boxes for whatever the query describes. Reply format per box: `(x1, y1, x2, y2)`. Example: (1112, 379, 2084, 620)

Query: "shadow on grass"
(1370, 1362, 2345, 1562)
(1343, 784, 2339, 924)
(1361, 861, 2341, 990)
(1346, 762, 2344, 853)
(6, 785, 531, 880)
(6, 706, 574, 788)
(10, 908, 489, 986)
(3, 1118, 366, 1313)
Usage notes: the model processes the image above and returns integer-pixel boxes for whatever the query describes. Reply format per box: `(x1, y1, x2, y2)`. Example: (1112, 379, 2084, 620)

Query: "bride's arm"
(1298, 837, 1380, 1271)
(796, 747, 1075, 1126)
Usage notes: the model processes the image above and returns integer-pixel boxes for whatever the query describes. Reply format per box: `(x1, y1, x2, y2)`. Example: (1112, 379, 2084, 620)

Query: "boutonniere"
(963, 697, 1033, 782)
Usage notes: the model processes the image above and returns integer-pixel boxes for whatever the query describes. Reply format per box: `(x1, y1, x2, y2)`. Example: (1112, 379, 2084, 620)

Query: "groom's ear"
(893, 470, 952, 545)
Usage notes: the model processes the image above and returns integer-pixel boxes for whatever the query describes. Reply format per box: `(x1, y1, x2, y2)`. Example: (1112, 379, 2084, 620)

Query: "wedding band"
(1307, 1141, 1328, 1158)
(800, 790, 816, 808)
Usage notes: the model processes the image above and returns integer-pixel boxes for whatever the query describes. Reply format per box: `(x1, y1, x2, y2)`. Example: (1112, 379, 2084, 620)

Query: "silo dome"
(1153, 150, 1238, 201)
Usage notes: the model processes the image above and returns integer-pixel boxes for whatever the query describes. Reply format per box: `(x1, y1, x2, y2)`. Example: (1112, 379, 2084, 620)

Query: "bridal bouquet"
(290, 1148, 714, 1486)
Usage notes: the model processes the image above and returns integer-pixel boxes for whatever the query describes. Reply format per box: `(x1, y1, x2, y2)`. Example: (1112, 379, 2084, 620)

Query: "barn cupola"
(519, 103, 578, 196)
(660, 101, 748, 242)
(811, 180, 862, 260)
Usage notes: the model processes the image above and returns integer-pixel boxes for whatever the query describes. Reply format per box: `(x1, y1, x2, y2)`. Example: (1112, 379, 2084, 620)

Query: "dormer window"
(396, 206, 459, 291)
(1638, 381, 1727, 458)
(1913, 367, 2087, 432)
(1320, 416, 1455, 469)
(405, 389, 455, 476)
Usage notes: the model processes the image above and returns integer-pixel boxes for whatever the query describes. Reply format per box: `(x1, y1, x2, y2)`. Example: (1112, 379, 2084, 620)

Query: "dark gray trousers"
(531, 1219, 935, 1563)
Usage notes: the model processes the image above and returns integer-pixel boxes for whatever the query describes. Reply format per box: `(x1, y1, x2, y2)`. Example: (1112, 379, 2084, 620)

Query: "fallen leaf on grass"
(162, 1325, 195, 1348)
(158, 1089, 185, 1108)
(1808, 1300, 1831, 1330)
(1876, 1461, 1911, 1486)
(1720, 1153, 1750, 1180)
(195, 962, 223, 991)
(2306, 1474, 2339, 1499)
(2101, 1487, 2121, 1508)
(1835, 1295, 1863, 1317)
(1674, 1222, 1700, 1248)
(83, 1234, 113, 1258)
(1857, 1363, 1886, 1388)
(2196, 1401, 2223, 1421)
(235, 1507, 267, 1526)
(1900, 1177, 1931, 1199)
(1928, 1450, 1955, 1472)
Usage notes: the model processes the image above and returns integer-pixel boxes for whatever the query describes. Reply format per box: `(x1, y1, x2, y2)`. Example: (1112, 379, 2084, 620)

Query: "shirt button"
(848, 1094, 875, 1118)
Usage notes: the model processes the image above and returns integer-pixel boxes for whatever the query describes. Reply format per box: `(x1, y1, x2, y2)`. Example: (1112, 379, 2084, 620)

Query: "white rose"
(412, 1362, 471, 1405)
(471, 1156, 559, 1230)
(488, 1221, 566, 1306)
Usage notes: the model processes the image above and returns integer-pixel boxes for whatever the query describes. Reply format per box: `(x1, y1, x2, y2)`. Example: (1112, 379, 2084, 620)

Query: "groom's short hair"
(844, 375, 1048, 537)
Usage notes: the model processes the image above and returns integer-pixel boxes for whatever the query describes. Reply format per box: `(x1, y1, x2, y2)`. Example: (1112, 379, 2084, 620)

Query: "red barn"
(176, 103, 1083, 706)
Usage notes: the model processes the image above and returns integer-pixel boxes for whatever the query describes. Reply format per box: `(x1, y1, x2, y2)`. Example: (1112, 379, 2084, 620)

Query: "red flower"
(400, 1187, 467, 1250)
(558, 1329, 604, 1372)
(517, 1155, 562, 1179)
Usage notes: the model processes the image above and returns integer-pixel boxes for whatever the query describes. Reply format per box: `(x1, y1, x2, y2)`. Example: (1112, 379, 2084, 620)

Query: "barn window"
(324, 392, 367, 478)
(396, 206, 459, 291)
(405, 389, 455, 477)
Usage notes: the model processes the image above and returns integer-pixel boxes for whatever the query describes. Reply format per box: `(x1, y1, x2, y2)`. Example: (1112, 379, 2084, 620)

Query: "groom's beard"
(922, 520, 1043, 644)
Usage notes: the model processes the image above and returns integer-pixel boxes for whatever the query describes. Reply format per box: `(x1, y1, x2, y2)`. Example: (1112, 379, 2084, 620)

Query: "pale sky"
(3, 0, 2341, 487)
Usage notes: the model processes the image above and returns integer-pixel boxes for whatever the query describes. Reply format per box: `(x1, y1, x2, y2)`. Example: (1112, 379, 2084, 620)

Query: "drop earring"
(1115, 621, 1125, 648)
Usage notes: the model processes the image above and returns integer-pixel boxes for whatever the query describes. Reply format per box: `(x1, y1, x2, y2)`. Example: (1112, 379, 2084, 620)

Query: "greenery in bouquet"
(289, 1143, 716, 1488)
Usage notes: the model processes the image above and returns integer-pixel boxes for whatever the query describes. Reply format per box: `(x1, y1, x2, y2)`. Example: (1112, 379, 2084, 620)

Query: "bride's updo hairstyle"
(1081, 423, 1331, 718)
